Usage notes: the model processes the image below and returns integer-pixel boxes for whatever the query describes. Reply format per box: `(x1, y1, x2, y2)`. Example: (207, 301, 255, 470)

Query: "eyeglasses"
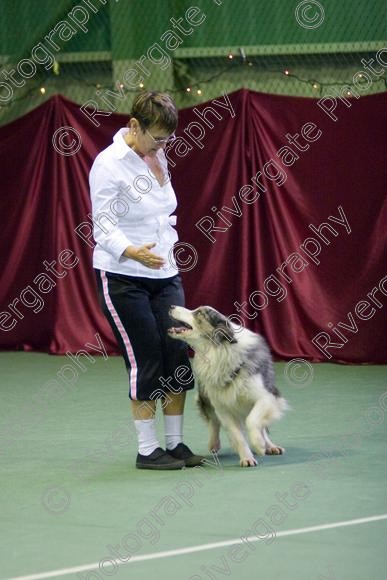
(145, 129, 176, 145)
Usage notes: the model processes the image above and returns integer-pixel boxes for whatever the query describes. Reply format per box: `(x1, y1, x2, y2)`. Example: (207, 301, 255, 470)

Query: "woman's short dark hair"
(129, 91, 178, 133)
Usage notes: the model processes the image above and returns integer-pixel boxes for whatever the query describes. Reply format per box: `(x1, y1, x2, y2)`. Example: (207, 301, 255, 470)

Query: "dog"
(168, 305, 287, 467)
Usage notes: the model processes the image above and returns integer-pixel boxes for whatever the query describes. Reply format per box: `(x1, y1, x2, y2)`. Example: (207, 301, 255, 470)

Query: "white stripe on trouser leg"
(100, 270, 138, 399)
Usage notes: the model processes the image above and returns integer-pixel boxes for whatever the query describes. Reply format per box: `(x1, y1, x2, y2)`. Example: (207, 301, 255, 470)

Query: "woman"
(90, 91, 203, 470)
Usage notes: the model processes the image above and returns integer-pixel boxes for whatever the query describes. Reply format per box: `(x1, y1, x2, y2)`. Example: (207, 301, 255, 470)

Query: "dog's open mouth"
(168, 320, 193, 335)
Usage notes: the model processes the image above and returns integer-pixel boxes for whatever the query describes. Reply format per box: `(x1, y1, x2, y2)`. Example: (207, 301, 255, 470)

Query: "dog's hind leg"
(216, 410, 257, 467)
(245, 401, 272, 457)
(262, 428, 285, 455)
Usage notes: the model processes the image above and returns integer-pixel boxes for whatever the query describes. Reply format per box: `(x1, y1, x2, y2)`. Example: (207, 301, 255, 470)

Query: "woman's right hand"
(123, 243, 166, 269)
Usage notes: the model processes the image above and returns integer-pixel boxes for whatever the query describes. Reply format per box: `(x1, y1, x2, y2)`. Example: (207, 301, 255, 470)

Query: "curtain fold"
(0, 90, 385, 362)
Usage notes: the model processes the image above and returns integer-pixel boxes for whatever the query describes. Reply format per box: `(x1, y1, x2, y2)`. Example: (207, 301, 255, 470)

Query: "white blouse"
(89, 128, 179, 278)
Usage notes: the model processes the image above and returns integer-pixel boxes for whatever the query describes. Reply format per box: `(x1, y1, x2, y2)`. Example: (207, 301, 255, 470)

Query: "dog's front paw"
(265, 445, 285, 455)
(240, 456, 257, 467)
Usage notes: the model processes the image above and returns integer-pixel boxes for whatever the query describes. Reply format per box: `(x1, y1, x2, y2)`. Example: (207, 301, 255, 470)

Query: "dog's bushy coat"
(168, 306, 287, 467)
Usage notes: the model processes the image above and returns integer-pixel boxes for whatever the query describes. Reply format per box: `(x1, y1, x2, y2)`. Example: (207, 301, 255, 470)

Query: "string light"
(52, 61, 60, 76)
(1, 49, 386, 114)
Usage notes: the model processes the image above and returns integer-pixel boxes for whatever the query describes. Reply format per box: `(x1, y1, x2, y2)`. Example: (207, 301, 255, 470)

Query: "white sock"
(134, 419, 160, 456)
(164, 414, 183, 450)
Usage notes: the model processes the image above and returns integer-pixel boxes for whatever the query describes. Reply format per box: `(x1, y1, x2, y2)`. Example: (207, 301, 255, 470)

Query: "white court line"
(5, 514, 387, 580)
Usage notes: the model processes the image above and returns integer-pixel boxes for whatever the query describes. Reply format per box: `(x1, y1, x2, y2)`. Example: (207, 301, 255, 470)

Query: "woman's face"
(130, 120, 175, 158)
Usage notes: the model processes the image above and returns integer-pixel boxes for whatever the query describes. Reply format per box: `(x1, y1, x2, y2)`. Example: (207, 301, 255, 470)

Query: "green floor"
(0, 353, 386, 580)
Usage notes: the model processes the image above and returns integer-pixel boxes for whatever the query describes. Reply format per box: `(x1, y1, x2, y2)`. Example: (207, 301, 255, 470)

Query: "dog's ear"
(203, 308, 237, 345)
(212, 322, 237, 345)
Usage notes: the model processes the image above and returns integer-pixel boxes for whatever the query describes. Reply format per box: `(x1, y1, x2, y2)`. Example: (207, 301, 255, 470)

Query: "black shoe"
(166, 443, 204, 467)
(136, 447, 185, 470)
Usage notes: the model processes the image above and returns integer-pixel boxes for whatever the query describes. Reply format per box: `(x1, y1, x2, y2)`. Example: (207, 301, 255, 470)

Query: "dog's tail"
(271, 392, 290, 421)
(271, 385, 290, 411)
(277, 396, 290, 413)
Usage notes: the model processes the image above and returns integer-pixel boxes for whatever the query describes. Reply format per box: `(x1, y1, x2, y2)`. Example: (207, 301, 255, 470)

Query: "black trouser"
(94, 269, 194, 400)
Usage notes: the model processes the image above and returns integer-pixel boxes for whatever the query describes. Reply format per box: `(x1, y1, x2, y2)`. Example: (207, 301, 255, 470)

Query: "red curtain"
(0, 90, 386, 362)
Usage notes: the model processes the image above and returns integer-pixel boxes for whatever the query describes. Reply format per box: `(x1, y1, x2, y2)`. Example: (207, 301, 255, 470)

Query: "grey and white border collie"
(168, 306, 287, 467)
